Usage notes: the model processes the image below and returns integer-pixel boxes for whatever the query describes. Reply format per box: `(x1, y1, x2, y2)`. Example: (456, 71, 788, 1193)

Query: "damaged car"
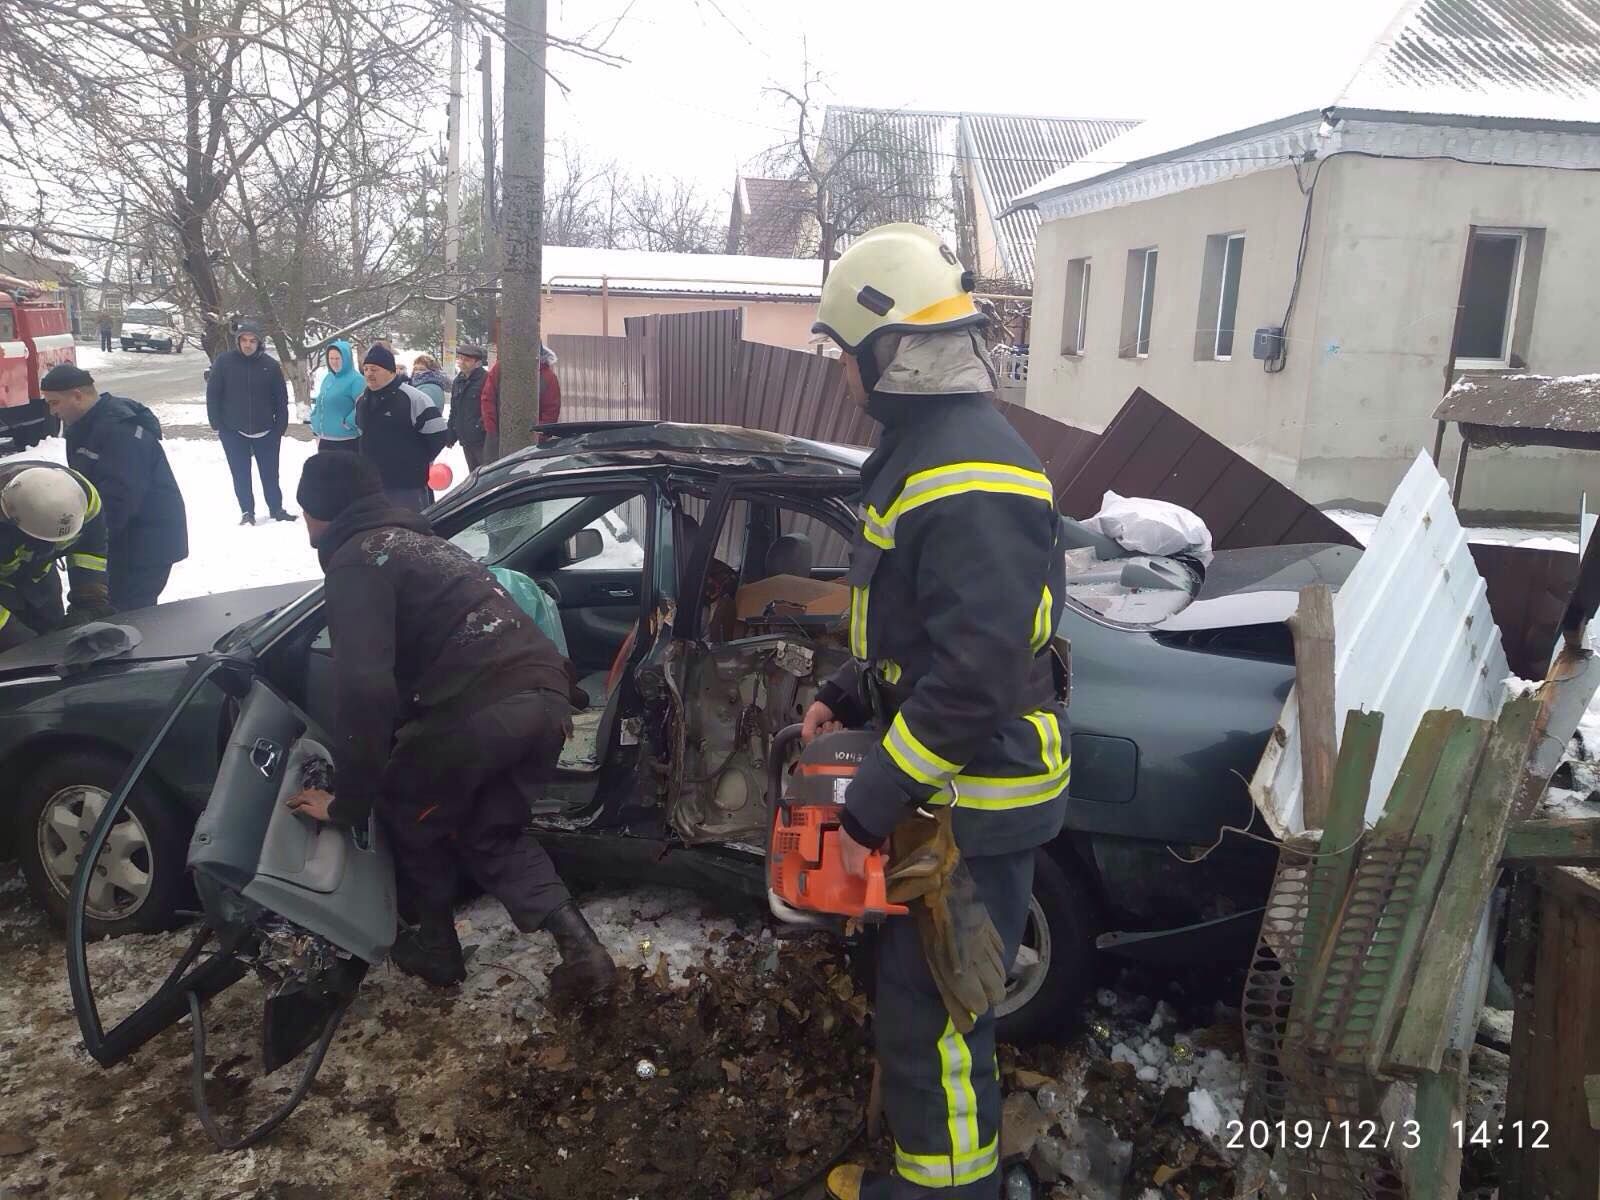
(0, 422, 1358, 1041)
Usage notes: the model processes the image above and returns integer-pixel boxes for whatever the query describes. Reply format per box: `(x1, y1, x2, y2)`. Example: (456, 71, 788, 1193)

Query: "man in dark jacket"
(447, 343, 489, 469)
(806, 225, 1069, 1200)
(0, 462, 114, 652)
(355, 344, 449, 511)
(282, 451, 616, 997)
(206, 319, 294, 525)
(42, 363, 189, 610)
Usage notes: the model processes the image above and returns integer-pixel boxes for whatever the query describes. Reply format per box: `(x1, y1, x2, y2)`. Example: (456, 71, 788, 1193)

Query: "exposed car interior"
(1058, 515, 1204, 627)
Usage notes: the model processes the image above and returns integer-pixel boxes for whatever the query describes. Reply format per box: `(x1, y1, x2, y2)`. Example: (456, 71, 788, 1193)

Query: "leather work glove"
(886, 808, 1008, 1034)
(62, 602, 116, 628)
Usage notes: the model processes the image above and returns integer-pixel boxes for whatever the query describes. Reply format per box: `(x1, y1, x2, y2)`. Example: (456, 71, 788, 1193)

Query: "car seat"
(763, 533, 814, 580)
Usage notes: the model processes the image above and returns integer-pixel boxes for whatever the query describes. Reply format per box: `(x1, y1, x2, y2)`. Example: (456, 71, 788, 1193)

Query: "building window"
(1194, 233, 1245, 360)
(1120, 248, 1158, 358)
(1454, 228, 1540, 368)
(1061, 257, 1091, 356)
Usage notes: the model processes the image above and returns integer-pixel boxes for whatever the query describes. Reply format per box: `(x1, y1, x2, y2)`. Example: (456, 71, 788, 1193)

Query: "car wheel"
(16, 749, 189, 937)
(995, 848, 1099, 1045)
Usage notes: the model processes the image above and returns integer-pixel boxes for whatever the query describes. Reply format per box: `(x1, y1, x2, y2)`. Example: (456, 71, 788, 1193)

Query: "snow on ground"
(1326, 508, 1580, 552)
(73, 346, 194, 377)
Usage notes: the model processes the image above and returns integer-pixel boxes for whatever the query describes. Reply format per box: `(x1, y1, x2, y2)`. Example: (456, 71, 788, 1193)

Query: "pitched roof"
(542, 245, 823, 299)
(818, 107, 1137, 284)
(1015, 0, 1600, 210)
(728, 176, 816, 258)
(1436, 371, 1600, 441)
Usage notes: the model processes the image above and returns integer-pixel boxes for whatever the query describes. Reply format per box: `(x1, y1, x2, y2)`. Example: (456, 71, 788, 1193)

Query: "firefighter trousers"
(876, 848, 1034, 1198)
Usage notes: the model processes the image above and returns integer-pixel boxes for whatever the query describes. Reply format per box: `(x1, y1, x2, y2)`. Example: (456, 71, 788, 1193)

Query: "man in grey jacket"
(354, 344, 449, 512)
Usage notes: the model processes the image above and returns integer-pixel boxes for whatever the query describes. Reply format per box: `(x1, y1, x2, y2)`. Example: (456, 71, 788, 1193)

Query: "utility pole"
(442, 11, 463, 363)
(499, 0, 545, 457)
(480, 35, 497, 349)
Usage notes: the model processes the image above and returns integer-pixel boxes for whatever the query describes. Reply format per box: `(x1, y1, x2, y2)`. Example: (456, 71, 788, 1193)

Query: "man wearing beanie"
(42, 362, 188, 610)
(354, 343, 448, 511)
(283, 451, 616, 999)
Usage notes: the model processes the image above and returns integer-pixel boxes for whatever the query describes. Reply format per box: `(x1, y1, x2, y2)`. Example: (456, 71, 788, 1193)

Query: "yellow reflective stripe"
(894, 1141, 999, 1188)
(849, 583, 869, 659)
(81, 477, 102, 521)
(892, 1018, 997, 1188)
(69, 553, 107, 572)
(877, 659, 902, 684)
(1030, 584, 1053, 652)
(0, 607, 9, 631)
(863, 462, 1053, 550)
(883, 711, 960, 787)
(927, 711, 1072, 811)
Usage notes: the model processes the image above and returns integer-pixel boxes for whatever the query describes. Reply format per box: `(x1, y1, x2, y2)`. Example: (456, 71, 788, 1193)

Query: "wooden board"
(1287, 585, 1337, 830)
(1387, 695, 1543, 1074)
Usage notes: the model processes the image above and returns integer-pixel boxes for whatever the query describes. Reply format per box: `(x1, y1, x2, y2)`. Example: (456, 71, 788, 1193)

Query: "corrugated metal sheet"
(960, 116, 1137, 282)
(731, 177, 817, 258)
(1250, 452, 1512, 836)
(1469, 542, 1581, 677)
(732, 342, 869, 447)
(1055, 389, 1361, 549)
(994, 400, 1102, 501)
(545, 334, 649, 423)
(627, 309, 744, 425)
(1435, 372, 1600, 443)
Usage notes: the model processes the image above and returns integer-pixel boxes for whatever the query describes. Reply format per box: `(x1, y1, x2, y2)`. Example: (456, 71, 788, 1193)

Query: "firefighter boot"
(389, 911, 467, 987)
(825, 1165, 892, 1200)
(543, 901, 617, 1004)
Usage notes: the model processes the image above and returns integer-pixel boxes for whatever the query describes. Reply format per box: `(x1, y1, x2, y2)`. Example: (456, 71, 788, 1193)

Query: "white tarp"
(1250, 452, 1510, 837)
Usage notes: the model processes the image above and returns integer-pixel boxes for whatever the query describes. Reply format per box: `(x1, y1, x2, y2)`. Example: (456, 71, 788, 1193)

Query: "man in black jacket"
(806, 225, 1070, 1200)
(206, 319, 294, 525)
(42, 363, 189, 610)
(447, 343, 489, 470)
(355, 344, 449, 511)
(282, 451, 616, 998)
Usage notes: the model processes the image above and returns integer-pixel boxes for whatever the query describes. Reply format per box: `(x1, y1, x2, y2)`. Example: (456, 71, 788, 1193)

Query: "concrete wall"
(1300, 154, 1600, 516)
(1026, 166, 1326, 487)
(1026, 155, 1600, 517)
(540, 292, 818, 350)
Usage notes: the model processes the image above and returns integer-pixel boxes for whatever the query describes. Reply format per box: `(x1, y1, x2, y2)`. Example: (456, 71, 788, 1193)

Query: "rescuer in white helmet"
(0, 462, 114, 652)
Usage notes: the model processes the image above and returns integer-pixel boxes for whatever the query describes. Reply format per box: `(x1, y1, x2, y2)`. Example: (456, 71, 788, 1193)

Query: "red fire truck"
(0, 273, 76, 451)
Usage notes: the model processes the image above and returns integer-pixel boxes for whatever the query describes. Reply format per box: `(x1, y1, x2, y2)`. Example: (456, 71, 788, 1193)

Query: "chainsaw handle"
(769, 723, 804, 813)
(861, 849, 907, 918)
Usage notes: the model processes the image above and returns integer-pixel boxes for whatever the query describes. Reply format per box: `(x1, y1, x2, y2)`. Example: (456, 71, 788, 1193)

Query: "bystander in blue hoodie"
(310, 339, 363, 450)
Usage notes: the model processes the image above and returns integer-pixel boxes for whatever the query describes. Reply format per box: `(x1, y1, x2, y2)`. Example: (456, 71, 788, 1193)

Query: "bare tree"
(760, 63, 956, 276)
(614, 176, 725, 254)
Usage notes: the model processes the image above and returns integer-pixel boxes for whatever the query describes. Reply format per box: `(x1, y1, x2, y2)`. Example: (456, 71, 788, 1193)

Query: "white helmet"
(812, 222, 985, 354)
(1, 466, 88, 542)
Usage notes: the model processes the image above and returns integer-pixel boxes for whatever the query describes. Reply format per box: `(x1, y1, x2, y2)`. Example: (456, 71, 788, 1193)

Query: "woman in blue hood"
(311, 339, 363, 451)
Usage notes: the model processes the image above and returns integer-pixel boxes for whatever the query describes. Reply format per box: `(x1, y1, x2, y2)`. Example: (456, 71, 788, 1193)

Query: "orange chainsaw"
(766, 724, 908, 928)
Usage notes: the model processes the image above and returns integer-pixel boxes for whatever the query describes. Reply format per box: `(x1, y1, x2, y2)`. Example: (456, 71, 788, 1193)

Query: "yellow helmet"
(812, 223, 984, 354)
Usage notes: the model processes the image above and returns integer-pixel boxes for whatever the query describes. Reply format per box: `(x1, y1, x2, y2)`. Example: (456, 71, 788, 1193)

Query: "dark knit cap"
(40, 363, 95, 391)
(296, 451, 384, 520)
(362, 343, 397, 371)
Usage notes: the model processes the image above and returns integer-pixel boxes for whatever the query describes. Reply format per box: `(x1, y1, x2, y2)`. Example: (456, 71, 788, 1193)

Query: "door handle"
(249, 738, 281, 779)
(605, 587, 635, 599)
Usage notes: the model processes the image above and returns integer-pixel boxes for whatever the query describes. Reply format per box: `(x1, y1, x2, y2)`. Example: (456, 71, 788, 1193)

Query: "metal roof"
(1015, 0, 1600, 211)
(541, 245, 824, 299)
(728, 177, 816, 258)
(819, 107, 1137, 284)
(1435, 372, 1600, 442)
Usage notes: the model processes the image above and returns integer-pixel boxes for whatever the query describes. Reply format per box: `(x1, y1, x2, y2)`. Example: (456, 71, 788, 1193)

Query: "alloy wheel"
(36, 784, 154, 921)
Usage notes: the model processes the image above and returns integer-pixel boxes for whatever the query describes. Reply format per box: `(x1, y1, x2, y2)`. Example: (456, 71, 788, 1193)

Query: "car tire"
(995, 848, 1100, 1046)
(15, 749, 189, 938)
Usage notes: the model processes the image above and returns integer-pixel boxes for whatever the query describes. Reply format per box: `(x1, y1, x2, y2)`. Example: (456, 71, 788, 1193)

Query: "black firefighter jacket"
(317, 495, 573, 827)
(818, 391, 1070, 859)
(0, 462, 111, 652)
(65, 394, 189, 572)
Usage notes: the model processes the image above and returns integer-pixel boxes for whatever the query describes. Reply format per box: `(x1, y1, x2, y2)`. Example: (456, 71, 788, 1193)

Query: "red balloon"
(427, 462, 454, 491)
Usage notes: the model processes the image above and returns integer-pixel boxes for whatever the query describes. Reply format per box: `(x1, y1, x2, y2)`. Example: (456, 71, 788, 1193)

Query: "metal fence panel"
(547, 334, 652, 423)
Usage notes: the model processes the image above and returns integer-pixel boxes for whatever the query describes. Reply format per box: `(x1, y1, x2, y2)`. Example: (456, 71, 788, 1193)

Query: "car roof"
(473, 422, 872, 484)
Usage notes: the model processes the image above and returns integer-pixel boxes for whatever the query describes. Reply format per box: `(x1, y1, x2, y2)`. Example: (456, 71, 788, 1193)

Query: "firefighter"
(804, 224, 1070, 1200)
(0, 462, 115, 653)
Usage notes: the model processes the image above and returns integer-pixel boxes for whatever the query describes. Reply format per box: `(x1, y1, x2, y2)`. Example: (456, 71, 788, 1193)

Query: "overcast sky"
(515, 0, 1408, 202)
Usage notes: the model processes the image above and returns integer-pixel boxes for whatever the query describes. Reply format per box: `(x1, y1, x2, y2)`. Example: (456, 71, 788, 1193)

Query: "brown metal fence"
(626, 309, 745, 425)
(546, 334, 647, 423)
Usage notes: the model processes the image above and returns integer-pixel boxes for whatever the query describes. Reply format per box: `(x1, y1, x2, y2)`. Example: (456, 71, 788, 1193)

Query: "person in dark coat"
(205, 319, 294, 525)
(97, 313, 114, 353)
(447, 343, 489, 469)
(355, 344, 449, 512)
(282, 451, 617, 997)
(42, 363, 189, 611)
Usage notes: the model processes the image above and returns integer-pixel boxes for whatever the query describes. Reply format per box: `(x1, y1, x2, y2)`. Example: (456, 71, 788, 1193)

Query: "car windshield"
(1060, 549, 1201, 627)
(123, 307, 172, 326)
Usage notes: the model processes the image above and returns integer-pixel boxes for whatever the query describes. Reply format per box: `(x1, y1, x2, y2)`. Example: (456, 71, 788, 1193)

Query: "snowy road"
(75, 345, 212, 415)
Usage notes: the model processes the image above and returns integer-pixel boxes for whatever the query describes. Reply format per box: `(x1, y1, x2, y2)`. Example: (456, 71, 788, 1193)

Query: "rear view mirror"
(562, 528, 603, 566)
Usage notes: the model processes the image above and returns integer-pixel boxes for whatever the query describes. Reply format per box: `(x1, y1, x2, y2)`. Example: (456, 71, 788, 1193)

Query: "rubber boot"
(543, 901, 617, 1004)
(390, 911, 466, 987)
(825, 1165, 892, 1200)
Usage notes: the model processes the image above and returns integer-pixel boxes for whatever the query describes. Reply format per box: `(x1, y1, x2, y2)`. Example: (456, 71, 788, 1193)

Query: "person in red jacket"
(480, 344, 560, 462)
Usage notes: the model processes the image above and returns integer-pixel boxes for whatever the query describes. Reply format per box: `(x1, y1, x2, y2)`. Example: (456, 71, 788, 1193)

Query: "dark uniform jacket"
(206, 330, 289, 436)
(448, 364, 488, 449)
(65, 394, 189, 573)
(818, 391, 1070, 858)
(317, 496, 573, 826)
(355, 378, 450, 491)
(0, 462, 111, 652)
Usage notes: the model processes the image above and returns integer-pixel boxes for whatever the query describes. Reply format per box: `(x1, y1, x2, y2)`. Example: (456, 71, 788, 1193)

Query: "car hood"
(0, 581, 312, 678)
(1160, 543, 1361, 631)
